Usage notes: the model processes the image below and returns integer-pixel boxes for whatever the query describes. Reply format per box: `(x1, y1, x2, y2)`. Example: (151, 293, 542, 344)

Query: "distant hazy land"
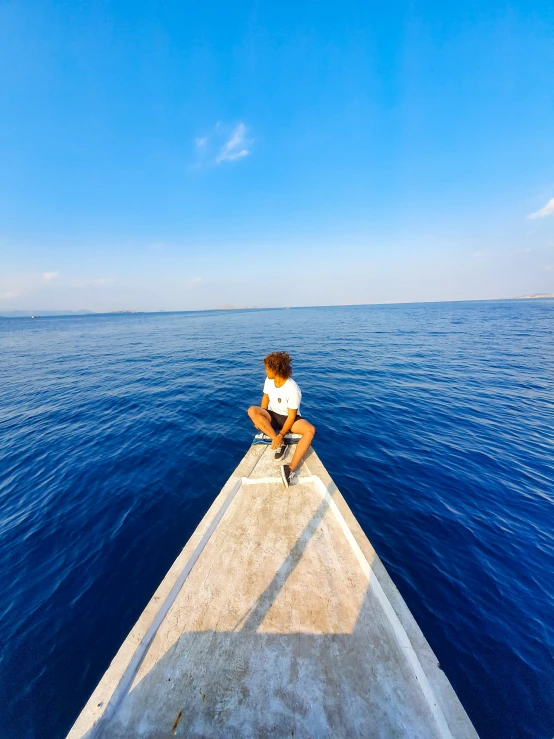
(1, 295, 553, 318)
(509, 293, 554, 300)
(0, 310, 96, 318)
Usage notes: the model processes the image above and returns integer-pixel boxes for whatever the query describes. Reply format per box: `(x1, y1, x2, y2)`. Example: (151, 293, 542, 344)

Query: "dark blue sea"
(1, 302, 553, 739)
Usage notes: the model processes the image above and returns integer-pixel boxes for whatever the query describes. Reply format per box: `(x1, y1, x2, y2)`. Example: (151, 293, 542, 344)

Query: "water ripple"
(0, 302, 553, 738)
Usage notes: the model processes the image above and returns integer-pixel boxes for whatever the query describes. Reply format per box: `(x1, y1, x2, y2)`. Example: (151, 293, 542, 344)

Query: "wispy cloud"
(192, 122, 253, 168)
(216, 123, 252, 163)
(0, 291, 18, 299)
(43, 271, 59, 281)
(528, 197, 554, 220)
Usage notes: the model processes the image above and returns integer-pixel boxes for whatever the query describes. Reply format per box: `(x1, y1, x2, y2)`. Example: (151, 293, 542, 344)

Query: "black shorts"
(268, 410, 301, 432)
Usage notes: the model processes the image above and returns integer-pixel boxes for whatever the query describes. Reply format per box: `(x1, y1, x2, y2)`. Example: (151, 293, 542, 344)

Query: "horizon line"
(1, 294, 554, 319)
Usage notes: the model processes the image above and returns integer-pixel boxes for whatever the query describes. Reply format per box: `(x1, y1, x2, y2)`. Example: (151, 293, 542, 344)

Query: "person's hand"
(271, 433, 283, 449)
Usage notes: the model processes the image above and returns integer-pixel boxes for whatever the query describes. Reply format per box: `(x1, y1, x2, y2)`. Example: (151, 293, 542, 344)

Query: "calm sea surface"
(1, 302, 553, 739)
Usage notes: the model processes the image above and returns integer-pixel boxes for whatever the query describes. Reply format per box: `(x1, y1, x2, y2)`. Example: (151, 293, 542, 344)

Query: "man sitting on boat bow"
(247, 351, 316, 487)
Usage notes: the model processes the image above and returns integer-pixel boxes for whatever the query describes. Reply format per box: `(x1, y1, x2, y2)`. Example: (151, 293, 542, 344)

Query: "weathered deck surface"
(68, 444, 478, 739)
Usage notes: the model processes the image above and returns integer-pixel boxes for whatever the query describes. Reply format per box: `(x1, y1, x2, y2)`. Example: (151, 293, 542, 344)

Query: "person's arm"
(261, 393, 269, 410)
(277, 384, 301, 440)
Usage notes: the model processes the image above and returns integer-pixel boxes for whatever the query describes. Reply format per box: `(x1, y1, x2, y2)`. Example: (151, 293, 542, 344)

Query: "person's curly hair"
(264, 351, 293, 379)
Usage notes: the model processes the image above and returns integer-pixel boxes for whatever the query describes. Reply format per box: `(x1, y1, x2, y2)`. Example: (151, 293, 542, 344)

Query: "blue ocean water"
(0, 302, 553, 739)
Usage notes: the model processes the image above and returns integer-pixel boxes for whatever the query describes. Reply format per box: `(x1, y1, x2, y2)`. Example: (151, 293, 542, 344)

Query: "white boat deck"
(69, 443, 478, 738)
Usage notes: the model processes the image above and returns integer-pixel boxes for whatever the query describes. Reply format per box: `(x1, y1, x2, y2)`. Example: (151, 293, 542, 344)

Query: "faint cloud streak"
(43, 271, 59, 281)
(216, 123, 252, 163)
(528, 198, 554, 220)
(193, 122, 253, 168)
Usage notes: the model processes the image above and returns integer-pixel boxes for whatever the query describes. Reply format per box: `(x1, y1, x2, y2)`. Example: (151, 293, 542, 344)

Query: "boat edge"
(67, 444, 479, 739)
(303, 450, 478, 739)
(66, 444, 265, 739)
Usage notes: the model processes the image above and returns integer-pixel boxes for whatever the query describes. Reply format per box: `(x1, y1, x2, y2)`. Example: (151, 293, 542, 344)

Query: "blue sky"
(1, 0, 553, 311)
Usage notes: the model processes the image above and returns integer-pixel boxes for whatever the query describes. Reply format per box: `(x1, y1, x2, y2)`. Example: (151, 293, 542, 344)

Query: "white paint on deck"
(68, 444, 478, 739)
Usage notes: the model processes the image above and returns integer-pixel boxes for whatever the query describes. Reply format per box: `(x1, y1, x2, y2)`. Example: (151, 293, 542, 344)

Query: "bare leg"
(288, 418, 316, 472)
(247, 406, 279, 441)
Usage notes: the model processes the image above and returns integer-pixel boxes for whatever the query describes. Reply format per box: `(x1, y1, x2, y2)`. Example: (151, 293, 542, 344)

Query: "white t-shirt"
(263, 377, 302, 416)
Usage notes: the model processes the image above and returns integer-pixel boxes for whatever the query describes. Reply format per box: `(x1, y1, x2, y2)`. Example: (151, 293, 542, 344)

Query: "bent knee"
(247, 406, 259, 418)
(309, 424, 316, 437)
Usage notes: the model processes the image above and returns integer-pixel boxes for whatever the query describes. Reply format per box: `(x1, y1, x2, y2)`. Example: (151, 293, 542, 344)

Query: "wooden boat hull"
(68, 443, 478, 738)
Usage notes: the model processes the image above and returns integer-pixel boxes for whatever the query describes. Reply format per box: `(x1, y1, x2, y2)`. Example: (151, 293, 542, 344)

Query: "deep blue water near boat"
(0, 301, 553, 739)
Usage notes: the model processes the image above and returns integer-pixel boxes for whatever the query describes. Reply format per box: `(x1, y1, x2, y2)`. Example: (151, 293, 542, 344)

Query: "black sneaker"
(280, 464, 297, 488)
(274, 443, 287, 461)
